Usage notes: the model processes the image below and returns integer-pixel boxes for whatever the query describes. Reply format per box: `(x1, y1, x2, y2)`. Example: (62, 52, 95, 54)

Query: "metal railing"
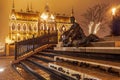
(15, 30, 58, 60)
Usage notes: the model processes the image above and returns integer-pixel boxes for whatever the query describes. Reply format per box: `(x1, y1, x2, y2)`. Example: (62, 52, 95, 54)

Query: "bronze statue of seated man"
(61, 22, 99, 47)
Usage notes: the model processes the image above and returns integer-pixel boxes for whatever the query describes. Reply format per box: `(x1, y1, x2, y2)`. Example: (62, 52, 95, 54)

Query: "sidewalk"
(0, 56, 24, 80)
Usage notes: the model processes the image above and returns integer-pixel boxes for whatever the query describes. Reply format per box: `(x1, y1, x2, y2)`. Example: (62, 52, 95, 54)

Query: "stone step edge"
(49, 63, 100, 80)
(54, 47, 120, 54)
(54, 56, 120, 71)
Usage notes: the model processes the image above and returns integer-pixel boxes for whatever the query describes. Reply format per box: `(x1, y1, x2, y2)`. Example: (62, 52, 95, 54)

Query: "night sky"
(0, 0, 120, 43)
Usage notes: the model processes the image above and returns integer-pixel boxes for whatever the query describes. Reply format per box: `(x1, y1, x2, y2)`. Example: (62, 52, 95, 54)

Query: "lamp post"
(111, 7, 116, 36)
(112, 7, 117, 21)
(112, 7, 116, 16)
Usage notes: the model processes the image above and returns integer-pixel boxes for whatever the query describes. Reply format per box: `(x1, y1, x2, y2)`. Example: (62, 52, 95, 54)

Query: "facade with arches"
(9, 1, 73, 42)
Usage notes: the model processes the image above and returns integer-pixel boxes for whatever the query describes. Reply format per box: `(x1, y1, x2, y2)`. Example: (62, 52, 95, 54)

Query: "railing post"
(56, 30, 58, 44)
(13, 32, 57, 59)
(48, 29, 50, 44)
(27, 40, 29, 52)
(15, 41, 17, 60)
(33, 35, 35, 52)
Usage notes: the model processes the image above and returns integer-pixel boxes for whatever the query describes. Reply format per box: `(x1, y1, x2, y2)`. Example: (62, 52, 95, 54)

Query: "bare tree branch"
(81, 3, 110, 25)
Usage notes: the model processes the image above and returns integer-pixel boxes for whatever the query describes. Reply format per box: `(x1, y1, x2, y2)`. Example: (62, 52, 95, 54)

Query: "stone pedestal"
(54, 47, 120, 54)
(56, 42, 63, 47)
(5, 44, 15, 56)
(104, 36, 120, 41)
(90, 41, 120, 47)
(87, 36, 120, 47)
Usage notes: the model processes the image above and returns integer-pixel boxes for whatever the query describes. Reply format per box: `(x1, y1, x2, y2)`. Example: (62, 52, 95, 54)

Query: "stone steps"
(32, 55, 54, 62)
(25, 57, 72, 80)
(13, 46, 120, 80)
(38, 51, 59, 58)
(13, 63, 38, 80)
(54, 55, 120, 77)
(104, 36, 120, 41)
(90, 41, 120, 47)
(21, 60, 52, 80)
(13, 49, 72, 80)
(55, 55, 120, 68)
(49, 62, 120, 80)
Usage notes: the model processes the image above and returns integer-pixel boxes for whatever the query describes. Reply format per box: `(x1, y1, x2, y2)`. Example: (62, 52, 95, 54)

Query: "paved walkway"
(0, 56, 24, 80)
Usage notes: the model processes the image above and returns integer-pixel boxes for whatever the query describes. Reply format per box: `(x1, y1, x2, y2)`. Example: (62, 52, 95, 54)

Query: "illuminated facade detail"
(39, 3, 56, 35)
(9, 1, 73, 42)
(9, 1, 39, 41)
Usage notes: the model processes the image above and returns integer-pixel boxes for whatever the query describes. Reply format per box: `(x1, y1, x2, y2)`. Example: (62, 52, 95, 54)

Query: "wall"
(0, 0, 10, 43)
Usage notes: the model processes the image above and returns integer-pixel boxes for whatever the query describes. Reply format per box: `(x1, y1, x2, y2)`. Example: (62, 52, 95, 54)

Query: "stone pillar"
(56, 42, 63, 47)
(5, 43, 15, 56)
(5, 43, 10, 56)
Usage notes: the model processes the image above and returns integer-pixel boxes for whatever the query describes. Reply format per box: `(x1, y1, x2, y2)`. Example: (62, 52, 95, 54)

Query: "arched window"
(59, 25, 66, 32)
(23, 24, 26, 31)
(51, 26, 54, 31)
(54, 26, 56, 31)
(29, 24, 32, 31)
(34, 26, 37, 31)
(40, 23, 44, 30)
(46, 24, 49, 30)
(12, 23, 15, 31)
(17, 24, 21, 31)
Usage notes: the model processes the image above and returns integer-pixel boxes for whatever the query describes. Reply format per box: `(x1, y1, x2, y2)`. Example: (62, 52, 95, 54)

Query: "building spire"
(45, 3, 50, 12)
(30, 3, 33, 12)
(12, 0, 15, 12)
(26, 3, 30, 12)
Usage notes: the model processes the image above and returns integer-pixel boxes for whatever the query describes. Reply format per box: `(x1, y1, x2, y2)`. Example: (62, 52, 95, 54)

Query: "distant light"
(16, 67, 22, 71)
(17, 33, 20, 36)
(11, 14, 16, 20)
(26, 34, 29, 36)
(41, 13, 48, 21)
(50, 14, 55, 20)
(0, 68, 5, 72)
(5, 36, 14, 44)
(112, 7, 116, 16)
(13, 36, 16, 40)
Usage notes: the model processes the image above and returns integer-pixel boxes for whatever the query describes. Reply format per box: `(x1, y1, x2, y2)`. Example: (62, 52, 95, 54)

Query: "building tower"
(26, 3, 30, 12)
(12, 0, 15, 12)
(45, 3, 50, 12)
(30, 3, 33, 12)
(9, 1, 39, 42)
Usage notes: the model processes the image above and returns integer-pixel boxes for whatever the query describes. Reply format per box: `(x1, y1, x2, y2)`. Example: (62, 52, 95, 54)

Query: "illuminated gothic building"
(9, 1, 39, 41)
(9, 1, 74, 42)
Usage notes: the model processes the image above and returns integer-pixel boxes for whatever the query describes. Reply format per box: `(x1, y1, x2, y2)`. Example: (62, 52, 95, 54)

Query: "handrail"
(14, 30, 58, 60)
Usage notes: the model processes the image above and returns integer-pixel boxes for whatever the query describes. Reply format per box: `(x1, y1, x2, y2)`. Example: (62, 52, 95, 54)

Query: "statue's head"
(70, 16, 75, 24)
